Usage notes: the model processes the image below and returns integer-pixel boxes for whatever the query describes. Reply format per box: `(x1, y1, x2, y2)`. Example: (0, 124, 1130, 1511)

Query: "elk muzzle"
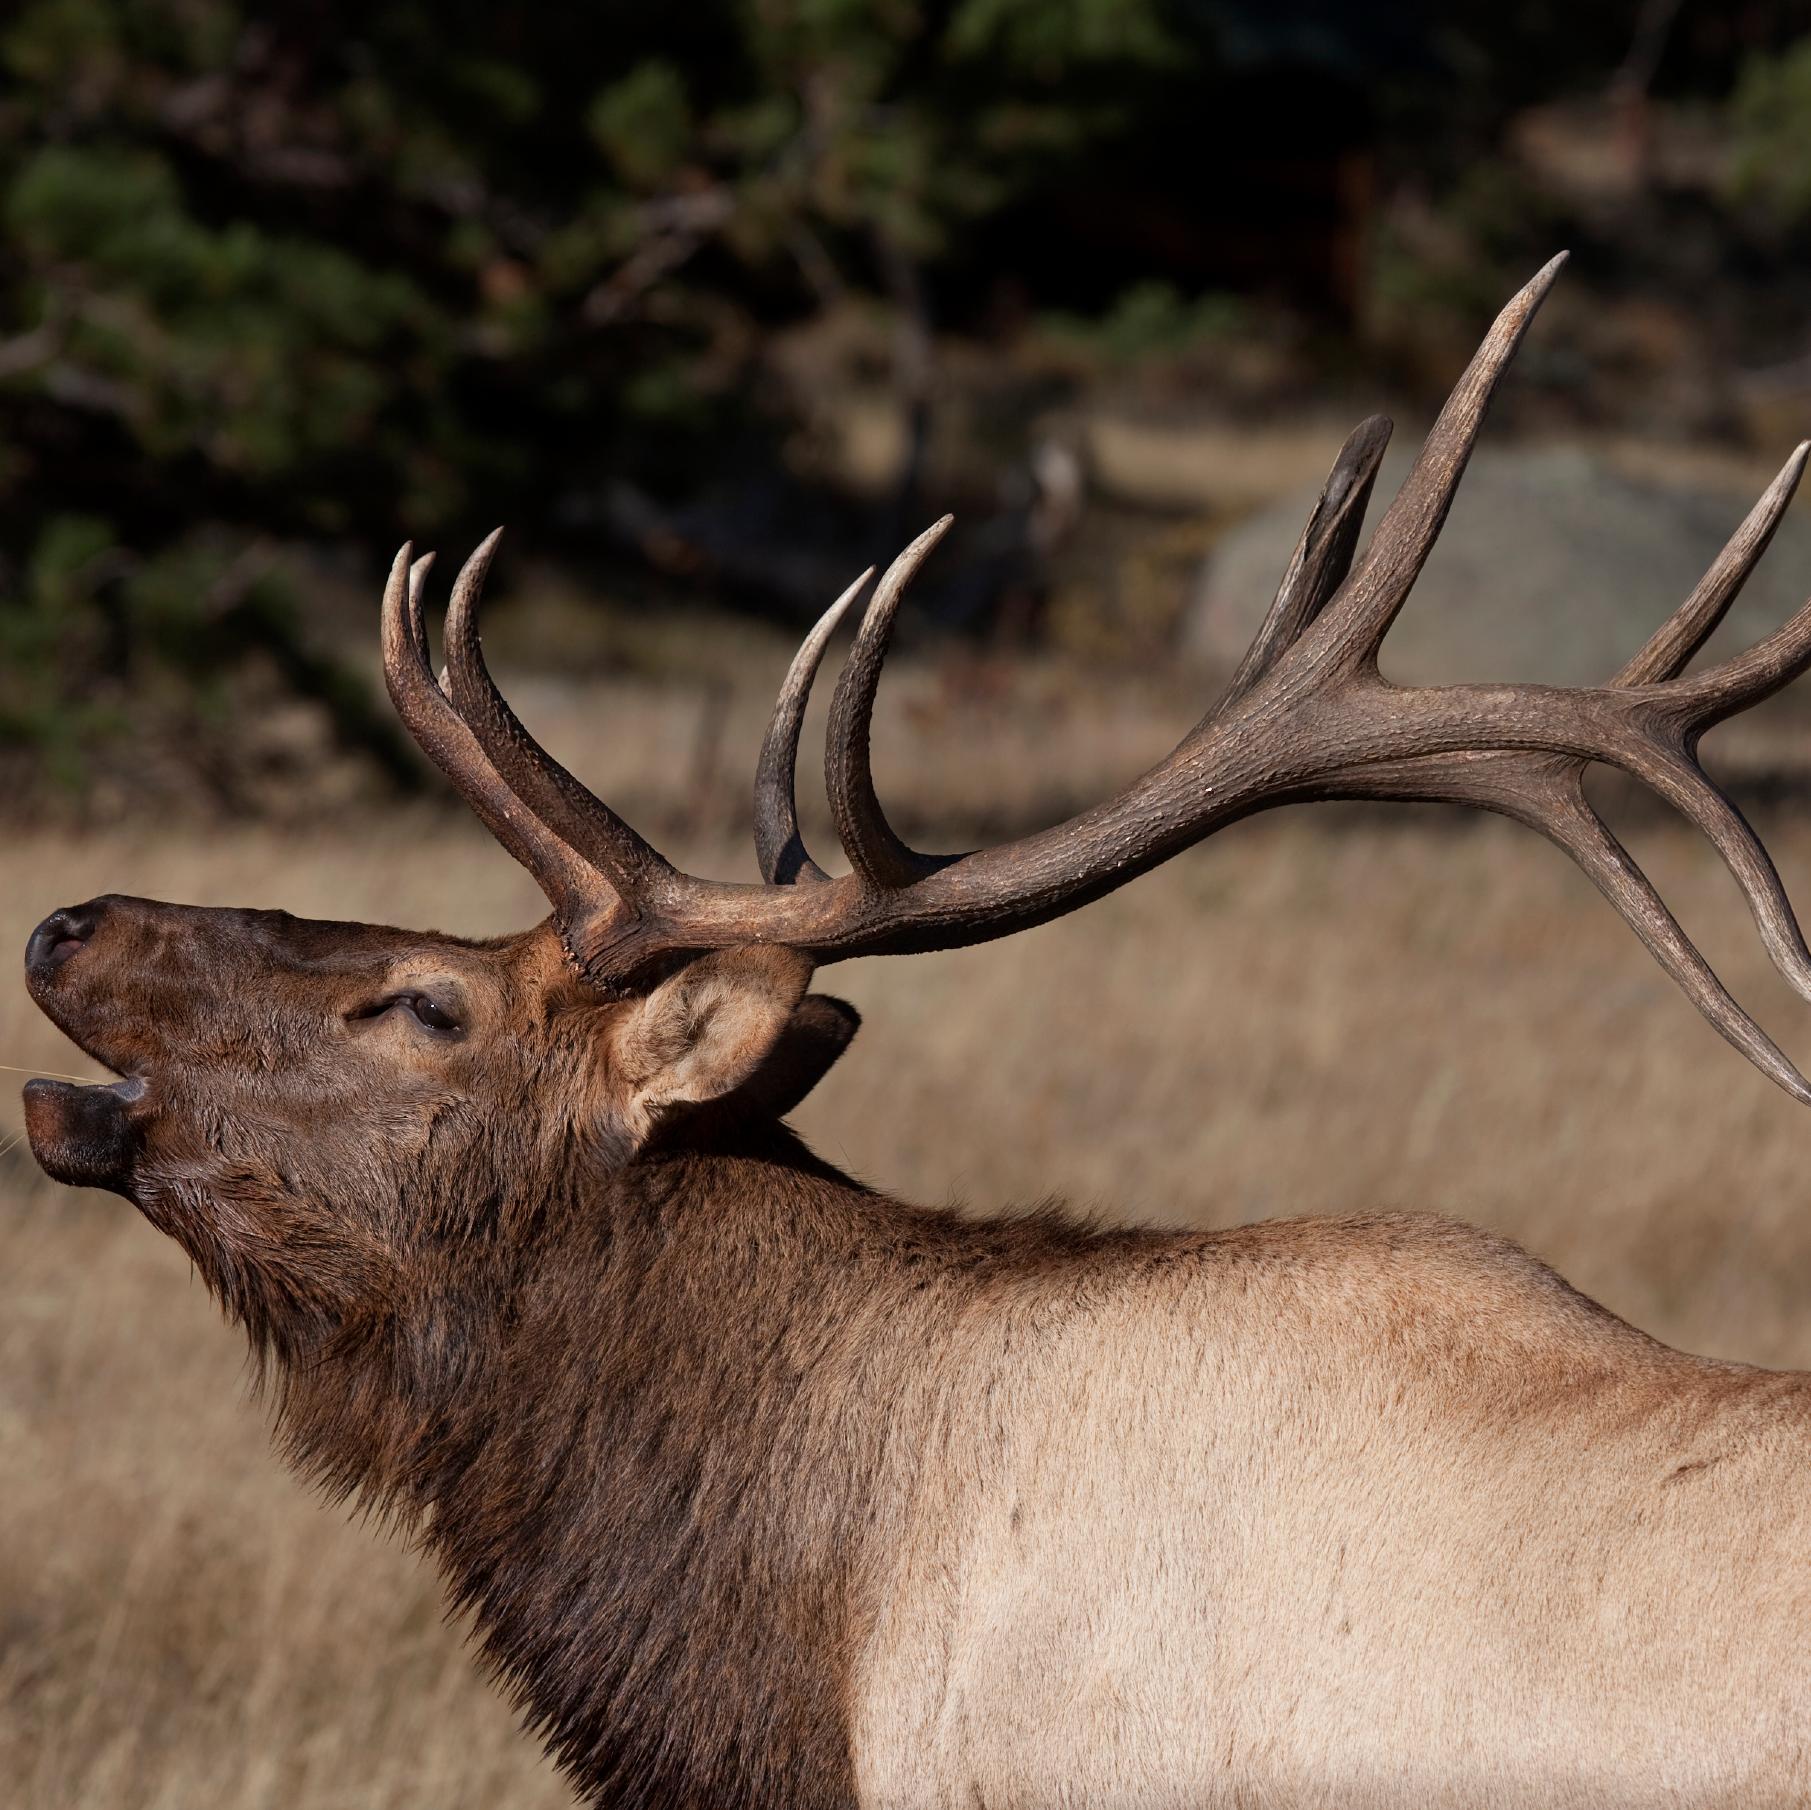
(23, 896, 160, 1196)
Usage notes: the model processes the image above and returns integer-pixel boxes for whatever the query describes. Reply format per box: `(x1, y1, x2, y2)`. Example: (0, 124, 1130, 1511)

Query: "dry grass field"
(10, 647, 1811, 1806)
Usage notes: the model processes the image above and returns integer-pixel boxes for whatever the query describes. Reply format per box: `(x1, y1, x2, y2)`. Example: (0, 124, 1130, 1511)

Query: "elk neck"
(269, 1120, 1172, 1808)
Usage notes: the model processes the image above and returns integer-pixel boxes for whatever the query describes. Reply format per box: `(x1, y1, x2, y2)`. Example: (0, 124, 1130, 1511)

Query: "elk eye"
(408, 994, 462, 1034)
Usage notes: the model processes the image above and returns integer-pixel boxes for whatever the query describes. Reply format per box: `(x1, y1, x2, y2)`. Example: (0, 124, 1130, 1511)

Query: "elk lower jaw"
(21, 1074, 149, 1196)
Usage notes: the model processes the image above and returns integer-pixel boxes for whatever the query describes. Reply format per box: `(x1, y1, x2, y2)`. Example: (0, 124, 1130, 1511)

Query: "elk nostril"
(26, 904, 104, 975)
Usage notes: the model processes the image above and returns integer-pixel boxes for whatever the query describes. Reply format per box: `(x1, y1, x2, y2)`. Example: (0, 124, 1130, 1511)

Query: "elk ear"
(612, 946, 815, 1135)
(714, 993, 860, 1122)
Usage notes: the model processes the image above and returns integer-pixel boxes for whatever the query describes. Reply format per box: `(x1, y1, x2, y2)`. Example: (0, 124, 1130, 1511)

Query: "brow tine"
(1519, 786, 1811, 1104)
(755, 567, 873, 885)
(380, 544, 592, 907)
(441, 530, 673, 902)
(406, 550, 438, 680)
(1313, 254, 1567, 667)
(824, 517, 953, 890)
(1616, 443, 1811, 687)
(1221, 414, 1394, 709)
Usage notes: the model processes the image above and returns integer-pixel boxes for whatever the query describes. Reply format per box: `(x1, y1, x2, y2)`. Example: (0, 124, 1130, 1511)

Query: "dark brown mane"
(259, 1123, 1164, 1806)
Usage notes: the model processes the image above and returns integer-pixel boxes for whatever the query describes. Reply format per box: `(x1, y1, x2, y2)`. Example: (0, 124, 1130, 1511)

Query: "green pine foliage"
(1728, 39, 1811, 230)
(0, 0, 1188, 802)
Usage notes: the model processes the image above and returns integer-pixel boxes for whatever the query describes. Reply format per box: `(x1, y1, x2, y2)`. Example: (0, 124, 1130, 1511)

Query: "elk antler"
(384, 252, 1811, 1101)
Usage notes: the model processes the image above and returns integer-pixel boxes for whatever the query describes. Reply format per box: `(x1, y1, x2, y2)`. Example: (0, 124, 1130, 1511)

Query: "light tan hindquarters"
(848, 1218, 1811, 1809)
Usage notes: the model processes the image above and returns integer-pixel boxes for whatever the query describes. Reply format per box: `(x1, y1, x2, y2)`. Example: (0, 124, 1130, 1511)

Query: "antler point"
(1520, 252, 1568, 306)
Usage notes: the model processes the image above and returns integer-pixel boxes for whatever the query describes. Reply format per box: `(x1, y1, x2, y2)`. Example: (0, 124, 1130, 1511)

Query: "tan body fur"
(848, 1213, 1811, 1807)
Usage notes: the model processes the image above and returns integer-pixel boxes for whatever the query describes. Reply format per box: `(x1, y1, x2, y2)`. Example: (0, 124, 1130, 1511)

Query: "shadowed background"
(8, 2, 1811, 1804)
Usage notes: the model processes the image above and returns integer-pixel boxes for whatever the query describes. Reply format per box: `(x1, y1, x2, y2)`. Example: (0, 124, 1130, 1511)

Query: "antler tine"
(1329, 742, 1811, 1103)
(1220, 414, 1394, 709)
(383, 541, 450, 742)
(440, 529, 674, 905)
(824, 516, 954, 890)
(1616, 442, 1811, 687)
(406, 551, 437, 676)
(1309, 252, 1568, 671)
(1634, 747, 1811, 1006)
(754, 566, 874, 885)
(380, 544, 593, 909)
(1583, 446, 1811, 1018)
(1659, 568, 1811, 732)
(1515, 780, 1811, 1104)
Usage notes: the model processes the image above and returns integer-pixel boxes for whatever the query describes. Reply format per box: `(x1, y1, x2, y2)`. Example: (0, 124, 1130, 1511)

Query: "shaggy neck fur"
(260, 1124, 1162, 1808)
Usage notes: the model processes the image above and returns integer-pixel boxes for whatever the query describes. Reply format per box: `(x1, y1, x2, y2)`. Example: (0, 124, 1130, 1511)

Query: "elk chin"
(22, 1076, 148, 1198)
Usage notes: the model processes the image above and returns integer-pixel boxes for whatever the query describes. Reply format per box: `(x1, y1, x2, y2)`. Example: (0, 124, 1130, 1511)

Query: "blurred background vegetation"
(5, 0, 1811, 815)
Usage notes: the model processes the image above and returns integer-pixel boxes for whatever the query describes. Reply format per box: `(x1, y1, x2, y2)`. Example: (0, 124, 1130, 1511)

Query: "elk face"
(23, 892, 849, 1351)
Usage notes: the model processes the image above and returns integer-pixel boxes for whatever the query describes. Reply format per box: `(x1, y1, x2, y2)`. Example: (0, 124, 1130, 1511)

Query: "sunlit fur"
(25, 893, 1811, 1807)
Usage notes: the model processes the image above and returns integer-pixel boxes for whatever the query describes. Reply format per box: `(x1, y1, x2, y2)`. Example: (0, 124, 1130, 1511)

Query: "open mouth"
(20, 901, 157, 1195)
(22, 1074, 148, 1195)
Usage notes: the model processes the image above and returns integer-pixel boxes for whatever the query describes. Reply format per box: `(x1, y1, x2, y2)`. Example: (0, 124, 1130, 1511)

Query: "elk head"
(23, 894, 843, 1349)
(24, 250, 1811, 1391)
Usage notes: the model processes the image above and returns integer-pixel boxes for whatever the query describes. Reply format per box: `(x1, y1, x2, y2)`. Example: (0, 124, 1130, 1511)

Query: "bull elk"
(23, 255, 1811, 1806)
